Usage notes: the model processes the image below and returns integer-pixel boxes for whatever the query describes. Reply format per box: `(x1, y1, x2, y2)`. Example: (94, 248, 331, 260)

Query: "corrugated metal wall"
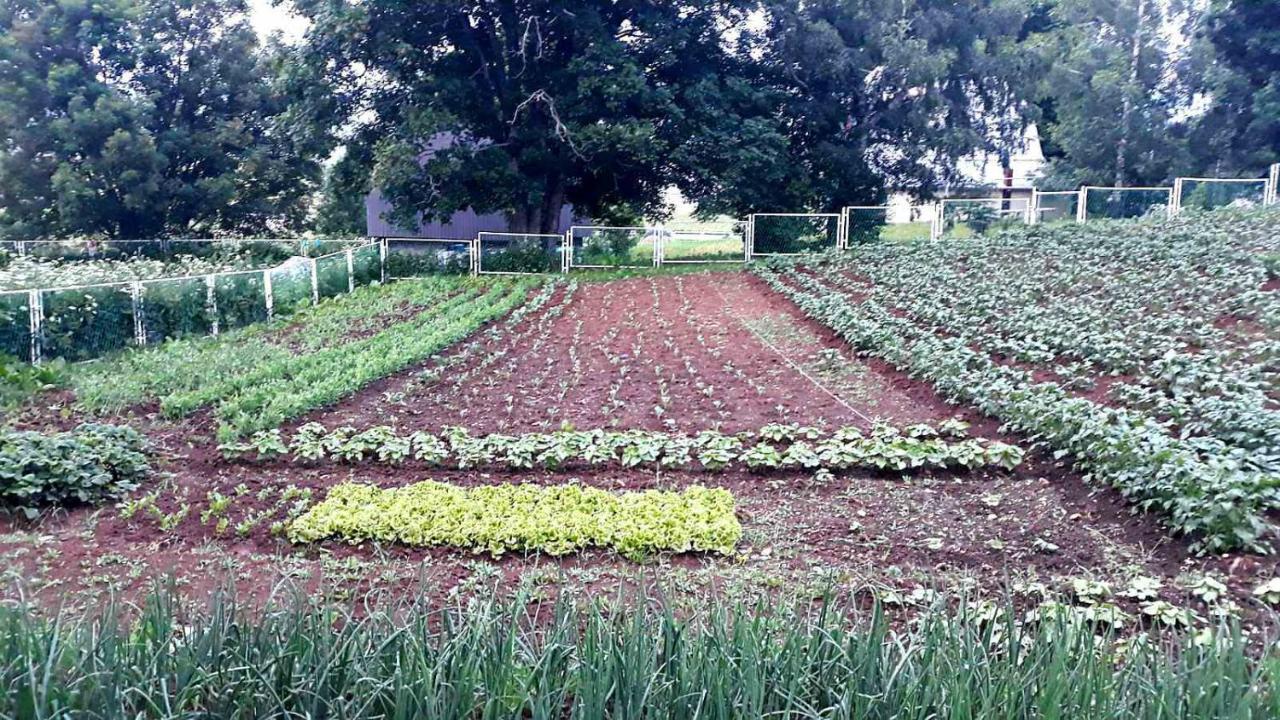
(365, 191, 582, 238)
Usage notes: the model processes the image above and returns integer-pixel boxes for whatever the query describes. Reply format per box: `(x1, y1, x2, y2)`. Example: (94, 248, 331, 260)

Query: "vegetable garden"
(1, 210, 1279, 716)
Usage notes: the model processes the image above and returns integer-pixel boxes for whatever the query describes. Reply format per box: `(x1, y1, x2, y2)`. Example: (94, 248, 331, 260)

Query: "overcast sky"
(248, 0, 308, 43)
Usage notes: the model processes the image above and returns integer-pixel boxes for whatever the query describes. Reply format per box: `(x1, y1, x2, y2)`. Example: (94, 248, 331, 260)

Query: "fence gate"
(1078, 186, 1173, 221)
(475, 232, 565, 276)
(658, 222, 748, 264)
(747, 213, 843, 258)
(565, 226, 658, 270)
(842, 205, 936, 246)
(1172, 177, 1270, 214)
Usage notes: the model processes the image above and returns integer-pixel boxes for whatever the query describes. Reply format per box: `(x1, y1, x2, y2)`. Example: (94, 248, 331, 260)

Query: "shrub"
(289, 481, 742, 560)
(0, 423, 150, 518)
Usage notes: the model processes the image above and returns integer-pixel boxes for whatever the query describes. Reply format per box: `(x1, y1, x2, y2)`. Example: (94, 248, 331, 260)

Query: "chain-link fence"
(5, 241, 383, 364)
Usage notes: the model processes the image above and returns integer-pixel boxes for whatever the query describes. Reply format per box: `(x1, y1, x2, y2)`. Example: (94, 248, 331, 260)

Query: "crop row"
(7, 583, 1273, 719)
(223, 420, 1025, 473)
(756, 262, 1278, 553)
(289, 481, 742, 560)
(73, 276, 542, 440)
(811, 210, 1280, 470)
(73, 276, 477, 412)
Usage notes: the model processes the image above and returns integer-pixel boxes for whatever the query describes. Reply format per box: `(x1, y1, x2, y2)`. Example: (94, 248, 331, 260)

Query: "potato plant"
(223, 420, 1025, 474)
(757, 209, 1280, 553)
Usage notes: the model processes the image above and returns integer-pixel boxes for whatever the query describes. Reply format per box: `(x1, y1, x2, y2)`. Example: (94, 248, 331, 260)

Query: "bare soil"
(1, 271, 1268, 620)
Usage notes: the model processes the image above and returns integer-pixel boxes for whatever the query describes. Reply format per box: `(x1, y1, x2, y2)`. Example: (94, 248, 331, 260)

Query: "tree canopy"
(1, 0, 1277, 239)
(0, 0, 320, 241)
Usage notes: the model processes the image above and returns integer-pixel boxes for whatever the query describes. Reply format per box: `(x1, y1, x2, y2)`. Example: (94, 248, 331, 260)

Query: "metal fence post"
(27, 290, 41, 364)
(131, 282, 147, 347)
(206, 274, 219, 336)
(263, 269, 274, 321)
(1076, 188, 1088, 222)
(379, 238, 387, 283)
(346, 248, 355, 292)
(310, 258, 320, 304)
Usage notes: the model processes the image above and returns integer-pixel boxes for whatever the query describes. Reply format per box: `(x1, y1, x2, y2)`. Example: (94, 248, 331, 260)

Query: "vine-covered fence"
(1, 241, 383, 364)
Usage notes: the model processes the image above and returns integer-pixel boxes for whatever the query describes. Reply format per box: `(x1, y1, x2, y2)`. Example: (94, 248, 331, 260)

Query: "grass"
(0, 587, 1273, 718)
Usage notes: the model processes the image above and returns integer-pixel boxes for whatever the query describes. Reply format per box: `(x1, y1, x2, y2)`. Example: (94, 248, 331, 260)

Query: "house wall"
(365, 191, 582, 239)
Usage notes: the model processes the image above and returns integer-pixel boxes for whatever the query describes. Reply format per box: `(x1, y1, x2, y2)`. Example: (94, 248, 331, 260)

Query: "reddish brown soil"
(1, 271, 1268, 620)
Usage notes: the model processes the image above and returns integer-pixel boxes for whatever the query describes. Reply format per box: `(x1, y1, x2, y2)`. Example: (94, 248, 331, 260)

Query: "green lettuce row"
(0, 423, 149, 518)
(288, 480, 742, 560)
(756, 264, 1278, 553)
(225, 421, 1025, 473)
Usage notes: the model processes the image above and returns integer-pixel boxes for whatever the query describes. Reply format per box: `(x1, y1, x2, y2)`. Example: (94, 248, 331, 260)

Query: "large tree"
(293, 0, 756, 233)
(679, 0, 1040, 215)
(0, 0, 320, 241)
(1185, 0, 1280, 176)
(296, 0, 1043, 230)
(1027, 0, 1189, 187)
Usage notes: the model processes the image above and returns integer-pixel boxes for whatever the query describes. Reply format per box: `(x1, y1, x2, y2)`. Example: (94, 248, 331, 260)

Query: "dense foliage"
(294, 0, 1041, 232)
(0, 0, 321, 241)
(758, 209, 1280, 552)
(290, 481, 742, 560)
(226, 420, 1025, 474)
(0, 587, 1274, 718)
(0, 423, 149, 518)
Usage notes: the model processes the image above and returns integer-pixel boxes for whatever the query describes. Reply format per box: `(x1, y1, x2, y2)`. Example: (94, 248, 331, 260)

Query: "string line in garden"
(710, 277, 876, 428)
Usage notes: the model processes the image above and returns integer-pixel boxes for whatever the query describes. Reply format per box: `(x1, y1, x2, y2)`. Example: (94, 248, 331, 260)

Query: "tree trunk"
(1116, 0, 1145, 187)
(539, 177, 566, 235)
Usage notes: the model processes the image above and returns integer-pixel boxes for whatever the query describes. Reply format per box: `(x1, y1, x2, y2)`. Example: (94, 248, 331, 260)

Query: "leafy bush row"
(819, 210, 1280, 469)
(0, 423, 149, 518)
(73, 275, 469, 413)
(200, 280, 538, 441)
(757, 265, 1278, 553)
(224, 420, 1025, 473)
(289, 481, 742, 560)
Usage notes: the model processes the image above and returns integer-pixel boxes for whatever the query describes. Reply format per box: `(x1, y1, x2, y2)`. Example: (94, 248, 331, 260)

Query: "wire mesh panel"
(843, 206, 934, 245)
(384, 239, 474, 278)
(139, 276, 213, 344)
(0, 291, 32, 360)
(214, 270, 269, 330)
(568, 226, 656, 269)
(1173, 178, 1268, 213)
(313, 252, 351, 300)
(477, 232, 563, 274)
(38, 283, 137, 361)
(935, 199, 1026, 239)
(659, 222, 747, 263)
(1081, 187, 1172, 220)
(265, 259, 314, 312)
(748, 214, 842, 256)
(351, 243, 382, 286)
(1029, 191, 1079, 224)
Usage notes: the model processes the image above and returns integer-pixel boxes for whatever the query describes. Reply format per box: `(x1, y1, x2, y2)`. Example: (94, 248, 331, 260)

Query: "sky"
(247, 0, 309, 43)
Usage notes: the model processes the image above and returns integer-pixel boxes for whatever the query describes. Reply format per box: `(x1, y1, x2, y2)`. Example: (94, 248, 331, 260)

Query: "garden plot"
(2, 268, 1264, 631)
(758, 208, 1280, 554)
(297, 273, 947, 433)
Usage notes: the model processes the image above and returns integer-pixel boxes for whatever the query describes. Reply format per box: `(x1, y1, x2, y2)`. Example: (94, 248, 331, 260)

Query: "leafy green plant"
(0, 423, 149, 518)
(226, 422, 1025, 476)
(289, 481, 742, 561)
